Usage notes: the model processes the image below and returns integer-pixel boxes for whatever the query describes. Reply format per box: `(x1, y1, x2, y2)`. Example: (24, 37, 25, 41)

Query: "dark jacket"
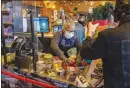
(51, 30, 81, 60)
(80, 21, 130, 88)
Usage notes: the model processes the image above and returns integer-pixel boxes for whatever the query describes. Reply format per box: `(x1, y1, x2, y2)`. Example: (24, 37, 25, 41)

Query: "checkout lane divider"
(2, 70, 57, 88)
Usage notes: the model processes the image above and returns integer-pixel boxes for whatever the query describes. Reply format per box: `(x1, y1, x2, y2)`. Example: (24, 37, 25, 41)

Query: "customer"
(73, 14, 85, 43)
(78, 13, 86, 26)
(80, 4, 130, 88)
(51, 21, 81, 62)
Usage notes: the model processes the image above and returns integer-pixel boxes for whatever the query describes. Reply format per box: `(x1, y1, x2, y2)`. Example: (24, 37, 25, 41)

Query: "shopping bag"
(85, 59, 104, 87)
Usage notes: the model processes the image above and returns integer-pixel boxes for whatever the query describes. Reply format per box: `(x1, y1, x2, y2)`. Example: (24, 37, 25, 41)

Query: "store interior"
(1, 0, 127, 88)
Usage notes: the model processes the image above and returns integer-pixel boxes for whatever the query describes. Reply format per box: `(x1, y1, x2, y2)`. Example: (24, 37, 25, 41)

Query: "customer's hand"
(88, 22, 99, 38)
(88, 31, 94, 38)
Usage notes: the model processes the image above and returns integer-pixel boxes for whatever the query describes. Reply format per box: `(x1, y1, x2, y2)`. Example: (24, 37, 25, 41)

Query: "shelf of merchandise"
(1, 0, 14, 64)
(2, 10, 10, 15)
(3, 23, 13, 26)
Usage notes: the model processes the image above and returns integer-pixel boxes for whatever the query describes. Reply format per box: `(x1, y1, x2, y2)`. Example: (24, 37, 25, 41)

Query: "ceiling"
(22, 1, 116, 12)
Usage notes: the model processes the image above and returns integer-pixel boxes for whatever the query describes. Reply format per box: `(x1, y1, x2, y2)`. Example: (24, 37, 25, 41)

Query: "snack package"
(75, 75, 90, 87)
(85, 59, 104, 87)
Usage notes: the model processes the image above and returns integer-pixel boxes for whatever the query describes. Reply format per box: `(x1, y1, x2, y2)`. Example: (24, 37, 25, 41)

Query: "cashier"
(51, 21, 81, 62)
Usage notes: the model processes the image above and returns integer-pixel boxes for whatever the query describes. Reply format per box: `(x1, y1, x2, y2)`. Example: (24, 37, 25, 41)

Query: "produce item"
(75, 75, 90, 87)
(85, 59, 104, 87)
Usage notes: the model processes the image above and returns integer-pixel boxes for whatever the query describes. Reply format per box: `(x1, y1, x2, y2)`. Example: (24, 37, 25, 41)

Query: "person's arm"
(80, 31, 108, 60)
(74, 36, 82, 52)
(74, 36, 82, 65)
(51, 32, 67, 60)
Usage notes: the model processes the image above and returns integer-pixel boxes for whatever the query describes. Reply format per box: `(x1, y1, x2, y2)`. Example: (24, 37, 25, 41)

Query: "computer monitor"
(53, 25, 62, 33)
(33, 17, 49, 32)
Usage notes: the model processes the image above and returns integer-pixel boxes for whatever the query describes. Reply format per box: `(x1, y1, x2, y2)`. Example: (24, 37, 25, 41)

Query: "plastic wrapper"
(67, 48, 77, 57)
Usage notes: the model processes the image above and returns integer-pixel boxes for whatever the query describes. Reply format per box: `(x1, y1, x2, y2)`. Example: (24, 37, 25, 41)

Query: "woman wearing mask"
(51, 21, 81, 62)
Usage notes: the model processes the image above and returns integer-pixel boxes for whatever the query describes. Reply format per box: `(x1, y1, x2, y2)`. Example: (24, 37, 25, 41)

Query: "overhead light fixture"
(90, 1, 95, 6)
(64, 1, 66, 2)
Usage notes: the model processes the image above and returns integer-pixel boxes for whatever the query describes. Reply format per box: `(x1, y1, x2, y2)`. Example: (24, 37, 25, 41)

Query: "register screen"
(33, 17, 49, 32)
(53, 25, 62, 33)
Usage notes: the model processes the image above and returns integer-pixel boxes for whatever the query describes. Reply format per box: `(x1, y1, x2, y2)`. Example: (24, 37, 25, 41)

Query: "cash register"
(11, 33, 44, 69)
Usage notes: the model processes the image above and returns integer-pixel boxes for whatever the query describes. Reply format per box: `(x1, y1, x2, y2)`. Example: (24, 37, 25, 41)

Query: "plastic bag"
(67, 47, 77, 57)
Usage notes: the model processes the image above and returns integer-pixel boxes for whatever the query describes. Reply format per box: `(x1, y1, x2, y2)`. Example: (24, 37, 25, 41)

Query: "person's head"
(72, 14, 79, 22)
(79, 14, 85, 22)
(62, 21, 75, 39)
(114, 4, 130, 25)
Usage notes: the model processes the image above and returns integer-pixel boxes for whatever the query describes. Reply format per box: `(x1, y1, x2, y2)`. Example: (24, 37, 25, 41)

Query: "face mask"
(80, 19, 84, 21)
(64, 31, 74, 39)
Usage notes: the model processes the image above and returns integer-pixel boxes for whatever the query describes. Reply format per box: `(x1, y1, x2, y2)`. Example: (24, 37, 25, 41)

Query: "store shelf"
(2, 10, 10, 15)
(3, 23, 13, 26)
(4, 34, 13, 37)
(4, 36, 14, 39)
(2, 0, 11, 3)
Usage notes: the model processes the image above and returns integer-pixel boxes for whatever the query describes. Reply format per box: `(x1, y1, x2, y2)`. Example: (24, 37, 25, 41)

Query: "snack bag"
(75, 75, 90, 88)
(85, 59, 104, 87)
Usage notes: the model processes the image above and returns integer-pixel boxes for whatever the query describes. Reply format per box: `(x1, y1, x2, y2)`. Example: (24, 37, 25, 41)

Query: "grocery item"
(67, 48, 77, 57)
(48, 71, 56, 77)
(36, 61, 45, 72)
(56, 68, 65, 77)
(85, 59, 104, 87)
(75, 75, 90, 87)
(44, 53, 53, 64)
